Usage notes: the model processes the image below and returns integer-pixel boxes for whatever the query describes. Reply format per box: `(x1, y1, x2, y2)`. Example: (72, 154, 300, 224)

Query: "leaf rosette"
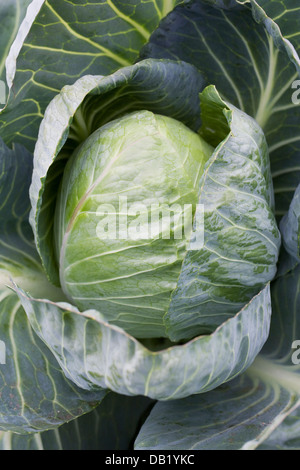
(19, 57, 280, 399)
(1, 0, 299, 448)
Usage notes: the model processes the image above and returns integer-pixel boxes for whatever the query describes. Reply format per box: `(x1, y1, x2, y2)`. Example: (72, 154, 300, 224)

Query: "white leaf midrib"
(249, 355, 300, 395)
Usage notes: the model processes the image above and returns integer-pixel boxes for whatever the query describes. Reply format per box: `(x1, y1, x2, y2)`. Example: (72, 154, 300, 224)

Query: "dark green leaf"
(0, 393, 153, 449)
(0, 138, 106, 433)
(280, 183, 300, 263)
(0, 290, 107, 434)
(0, 0, 32, 85)
(140, 0, 300, 217)
(249, 0, 300, 62)
(0, 0, 181, 151)
(257, 407, 300, 450)
(134, 371, 299, 450)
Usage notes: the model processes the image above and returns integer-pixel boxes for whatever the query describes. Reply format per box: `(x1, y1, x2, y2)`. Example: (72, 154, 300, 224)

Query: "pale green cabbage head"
(54, 110, 213, 339)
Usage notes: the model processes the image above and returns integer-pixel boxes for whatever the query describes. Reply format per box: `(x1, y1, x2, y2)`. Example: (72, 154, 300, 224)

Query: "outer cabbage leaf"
(0, 137, 107, 433)
(275, 183, 300, 277)
(0, 0, 32, 86)
(0, 393, 153, 449)
(248, 0, 300, 70)
(0, 0, 182, 151)
(257, 407, 300, 450)
(15, 282, 271, 400)
(134, 371, 299, 450)
(165, 86, 280, 340)
(0, 289, 107, 434)
(140, 0, 300, 218)
(0, 137, 63, 300)
(280, 183, 300, 263)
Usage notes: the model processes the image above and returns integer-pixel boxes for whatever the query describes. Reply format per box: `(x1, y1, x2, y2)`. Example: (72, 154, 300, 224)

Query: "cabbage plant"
(0, 0, 299, 451)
